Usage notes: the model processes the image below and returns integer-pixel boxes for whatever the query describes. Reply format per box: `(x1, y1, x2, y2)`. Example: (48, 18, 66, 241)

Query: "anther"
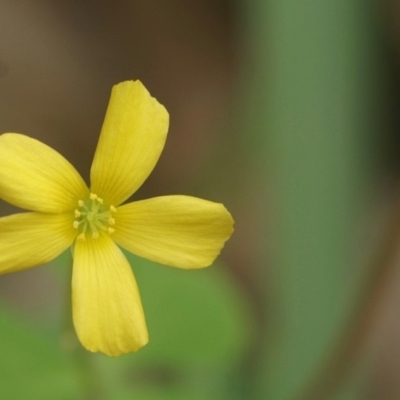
(74, 209, 81, 218)
(77, 233, 86, 241)
(89, 193, 104, 204)
(110, 205, 117, 213)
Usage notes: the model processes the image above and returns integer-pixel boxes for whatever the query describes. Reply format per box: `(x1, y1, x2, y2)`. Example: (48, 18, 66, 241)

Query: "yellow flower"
(0, 81, 234, 356)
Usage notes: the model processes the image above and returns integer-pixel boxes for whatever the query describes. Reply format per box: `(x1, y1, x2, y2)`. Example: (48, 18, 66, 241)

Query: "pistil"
(73, 193, 116, 240)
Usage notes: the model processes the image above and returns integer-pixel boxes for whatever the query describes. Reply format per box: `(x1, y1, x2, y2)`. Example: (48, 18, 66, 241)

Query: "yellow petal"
(72, 234, 148, 356)
(0, 134, 88, 212)
(113, 196, 234, 269)
(90, 81, 169, 206)
(0, 212, 76, 275)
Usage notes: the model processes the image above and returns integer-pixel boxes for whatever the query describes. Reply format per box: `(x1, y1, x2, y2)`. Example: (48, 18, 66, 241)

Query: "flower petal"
(72, 234, 148, 356)
(113, 196, 234, 269)
(0, 134, 88, 212)
(90, 81, 169, 206)
(0, 212, 76, 275)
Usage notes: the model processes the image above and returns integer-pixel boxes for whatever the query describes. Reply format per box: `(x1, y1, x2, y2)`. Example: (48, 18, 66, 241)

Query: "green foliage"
(0, 251, 251, 399)
(0, 304, 80, 400)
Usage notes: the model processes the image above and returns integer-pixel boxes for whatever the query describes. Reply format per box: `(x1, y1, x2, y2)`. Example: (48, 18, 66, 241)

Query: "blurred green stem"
(60, 252, 107, 400)
(297, 191, 400, 399)
(243, 0, 375, 399)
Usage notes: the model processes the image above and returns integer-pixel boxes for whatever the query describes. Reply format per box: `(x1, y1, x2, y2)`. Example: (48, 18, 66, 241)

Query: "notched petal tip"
(83, 331, 149, 357)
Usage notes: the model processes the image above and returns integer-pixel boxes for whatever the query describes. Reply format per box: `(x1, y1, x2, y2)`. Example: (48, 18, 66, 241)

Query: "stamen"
(73, 193, 117, 240)
(77, 233, 86, 241)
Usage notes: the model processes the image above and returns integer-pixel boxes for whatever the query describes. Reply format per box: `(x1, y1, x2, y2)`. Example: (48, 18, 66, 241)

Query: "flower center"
(73, 193, 116, 240)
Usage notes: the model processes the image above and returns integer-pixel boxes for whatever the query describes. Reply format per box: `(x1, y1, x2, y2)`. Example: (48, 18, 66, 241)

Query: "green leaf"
(0, 303, 80, 400)
(53, 250, 253, 399)
(124, 252, 252, 368)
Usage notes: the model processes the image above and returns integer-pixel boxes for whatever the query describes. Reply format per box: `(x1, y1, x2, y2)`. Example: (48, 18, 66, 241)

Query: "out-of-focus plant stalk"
(242, 1, 375, 399)
(297, 189, 400, 399)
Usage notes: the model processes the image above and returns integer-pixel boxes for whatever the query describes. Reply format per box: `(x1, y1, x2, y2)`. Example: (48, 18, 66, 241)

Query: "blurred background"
(0, 1, 397, 399)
